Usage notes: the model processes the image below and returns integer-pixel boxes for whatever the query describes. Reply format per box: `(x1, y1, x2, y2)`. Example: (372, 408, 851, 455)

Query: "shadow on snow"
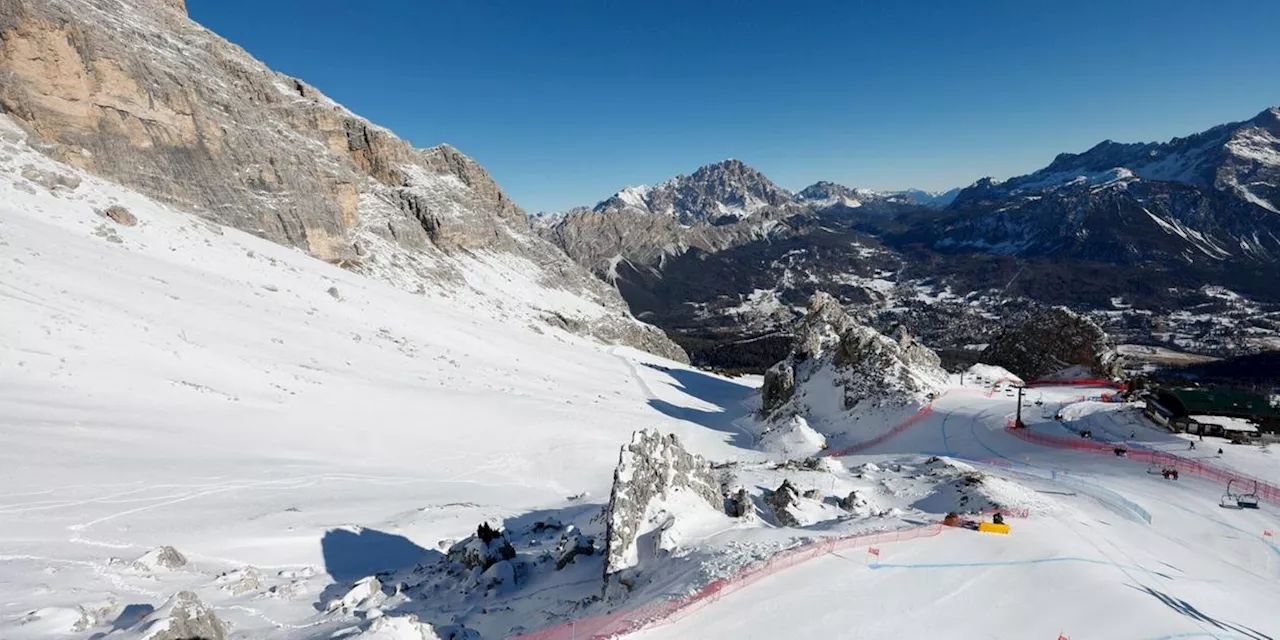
(641, 363, 756, 448)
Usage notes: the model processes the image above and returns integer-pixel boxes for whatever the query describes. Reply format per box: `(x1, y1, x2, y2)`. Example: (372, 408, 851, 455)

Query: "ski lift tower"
(1015, 384, 1026, 429)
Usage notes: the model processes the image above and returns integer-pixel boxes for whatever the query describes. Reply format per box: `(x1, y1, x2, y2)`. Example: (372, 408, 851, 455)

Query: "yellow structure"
(978, 522, 1010, 535)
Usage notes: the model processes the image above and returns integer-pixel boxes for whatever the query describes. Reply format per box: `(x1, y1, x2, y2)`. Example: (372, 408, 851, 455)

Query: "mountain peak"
(592, 158, 793, 223)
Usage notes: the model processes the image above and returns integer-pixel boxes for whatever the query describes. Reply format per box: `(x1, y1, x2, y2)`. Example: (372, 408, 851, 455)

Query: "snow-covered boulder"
(759, 415, 827, 460)
(446, 524, 516, 572)
(554, 526, 595, 570)
(132, 546, 187, 572)
(326, 576, 385, 614)
(214, 566, 263, 596)
(980, 306, 1122, 380)
(127, 591, 226, 640)
(349, 614, 480, 640)
(603, 430, 720, 592)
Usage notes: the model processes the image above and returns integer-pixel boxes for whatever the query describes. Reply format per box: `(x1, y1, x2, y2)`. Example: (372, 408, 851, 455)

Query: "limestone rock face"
(602, 430, 718, 587)
(0, 0, 685, 360)
(980, 306, 1122, 380)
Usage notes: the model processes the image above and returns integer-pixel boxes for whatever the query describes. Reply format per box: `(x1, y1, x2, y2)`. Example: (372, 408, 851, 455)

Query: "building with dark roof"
(1149, 387, 1280, 435)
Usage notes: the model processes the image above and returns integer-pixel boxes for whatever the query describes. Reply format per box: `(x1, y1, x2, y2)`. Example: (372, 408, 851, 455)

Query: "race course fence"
(507, 524, 946, 640)
(1004, 422, 1280, 506)
(824, 405, 935, 457)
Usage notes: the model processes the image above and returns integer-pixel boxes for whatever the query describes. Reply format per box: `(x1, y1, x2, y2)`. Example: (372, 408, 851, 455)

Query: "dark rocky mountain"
(540, 111, 1280, 372)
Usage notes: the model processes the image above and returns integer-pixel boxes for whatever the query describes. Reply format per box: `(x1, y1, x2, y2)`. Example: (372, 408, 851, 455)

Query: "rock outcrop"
(760, 360, 796, 414)
(0, 0, 685, 360)
(127, 591, 226, 640)
(726, 488, 754, 519)
(763, 479, 802, 527)
(980, 306, 1122, 380)
(762, 292, 948, 421)
(602, 430, 719, 593)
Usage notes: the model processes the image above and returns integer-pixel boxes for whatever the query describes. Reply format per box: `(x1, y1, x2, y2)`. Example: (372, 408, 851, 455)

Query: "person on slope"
(992, 512, 1005, 526)
(1189, 441, 1195, 450)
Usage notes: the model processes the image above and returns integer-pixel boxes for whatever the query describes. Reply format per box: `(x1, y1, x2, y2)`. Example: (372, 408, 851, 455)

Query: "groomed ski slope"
(634, 386, 1280, 640)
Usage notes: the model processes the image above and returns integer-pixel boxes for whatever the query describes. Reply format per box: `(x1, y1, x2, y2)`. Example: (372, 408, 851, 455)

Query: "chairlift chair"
(1238, 481, 1260, 510)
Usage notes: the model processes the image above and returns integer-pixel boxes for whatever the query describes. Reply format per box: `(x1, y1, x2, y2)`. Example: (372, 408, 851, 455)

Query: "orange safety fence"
(507, 524, 947, 639)
(1004, 421, 1280, 505)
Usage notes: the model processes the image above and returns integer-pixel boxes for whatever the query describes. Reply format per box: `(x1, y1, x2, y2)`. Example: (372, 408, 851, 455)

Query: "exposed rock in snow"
(726, 487, 755, 519)
(132, 546, 187, 572)
(762, 292, 948, 424)
(446, 525, 516, 572)
(214, 566, 264, 596)
(554, 526, 596, 570)
(760, 359, 797, 414)
(327, 576, 385, 614)
(763, 479, 803, 527)
(759, 415, 827, 460)
(124, 591, 226, 640)
(603, 430, 720, 591)
(980, 306, 1122, 380)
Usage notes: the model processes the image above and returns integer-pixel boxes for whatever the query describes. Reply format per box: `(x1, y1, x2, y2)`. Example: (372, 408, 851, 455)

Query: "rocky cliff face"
(0, 0, 685, 360)
(980, 306, 1123, 380)
(602, 429, 719, 596)
(762, 292, 948, 421)
(595, 158, 797, 224)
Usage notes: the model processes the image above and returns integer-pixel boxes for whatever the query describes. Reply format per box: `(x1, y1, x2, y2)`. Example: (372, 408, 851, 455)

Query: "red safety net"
(1025, 379, 1128, 391)
(507, 524, 947, 639)
(1004, 422, 1280, 505)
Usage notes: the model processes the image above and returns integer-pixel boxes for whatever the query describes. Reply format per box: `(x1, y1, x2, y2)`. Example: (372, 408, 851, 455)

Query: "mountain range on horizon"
(536, 106, 1280, 370)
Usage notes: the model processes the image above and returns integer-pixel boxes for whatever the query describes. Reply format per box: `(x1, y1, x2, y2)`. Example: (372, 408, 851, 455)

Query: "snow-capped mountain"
(0, 0, 683, 360)
(795, 182, 959, 212)
(931, 107, 1280, 265)
(993, 106, 1280, 211)
(539, 111, 1280, 372)
(594, 159, 799, 224)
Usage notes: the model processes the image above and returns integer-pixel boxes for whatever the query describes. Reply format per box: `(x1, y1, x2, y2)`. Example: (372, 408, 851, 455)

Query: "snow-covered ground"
(0, 121, 763, 638)
(633, 386, 1280, 640)
(4, 115, 1280, 638)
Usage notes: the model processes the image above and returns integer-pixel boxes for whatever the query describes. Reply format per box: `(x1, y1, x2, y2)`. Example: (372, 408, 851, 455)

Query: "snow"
(5, 111, 1280, 638)
(634, 387, 1280, 640)
(0, 115, 759, 638)
(964, 363, 1021, 386)
(1189, 415, 1259, 433)
(759, 416, 827, 460)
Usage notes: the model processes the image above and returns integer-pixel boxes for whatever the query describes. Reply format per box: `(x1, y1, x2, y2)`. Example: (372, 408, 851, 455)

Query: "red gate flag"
(868, 547, 880, 557)
(1266, 530, 1274, 538)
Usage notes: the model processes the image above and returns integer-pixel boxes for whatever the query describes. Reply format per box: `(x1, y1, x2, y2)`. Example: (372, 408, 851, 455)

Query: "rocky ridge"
(761, 292, 948, 423)
(0, 0, 685, 360)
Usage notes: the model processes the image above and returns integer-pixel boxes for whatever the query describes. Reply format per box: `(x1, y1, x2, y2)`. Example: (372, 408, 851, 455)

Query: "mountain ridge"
(0, 0, 686, 360)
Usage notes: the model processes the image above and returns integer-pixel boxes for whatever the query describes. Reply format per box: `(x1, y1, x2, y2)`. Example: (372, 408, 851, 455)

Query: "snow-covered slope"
(0, 0, 683, 361)
(0, 113, 755, 639)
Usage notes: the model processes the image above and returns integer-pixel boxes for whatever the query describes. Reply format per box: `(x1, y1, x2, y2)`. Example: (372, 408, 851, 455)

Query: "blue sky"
(191, 0, 1280, 213)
